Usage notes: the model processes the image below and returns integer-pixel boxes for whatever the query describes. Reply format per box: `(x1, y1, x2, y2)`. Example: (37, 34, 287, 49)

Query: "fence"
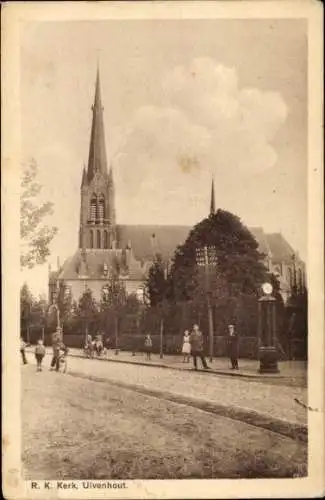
(22, 294, 307, 360)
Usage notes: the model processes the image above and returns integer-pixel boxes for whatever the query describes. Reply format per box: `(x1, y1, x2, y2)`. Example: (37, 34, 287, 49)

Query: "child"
(144, 334, 152, 361)
(182, 329, 191, 363)
(35, 339, 46, 372)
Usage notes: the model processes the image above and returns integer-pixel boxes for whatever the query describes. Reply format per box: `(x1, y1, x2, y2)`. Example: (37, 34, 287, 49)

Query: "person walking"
(190, 324, 210, 370)
(35, 339, 46, 372)
(227, 324, 239, 369)
(20, 337, 28, 365)
(182, 329, 191, 363)
(144, 334, 153, 361)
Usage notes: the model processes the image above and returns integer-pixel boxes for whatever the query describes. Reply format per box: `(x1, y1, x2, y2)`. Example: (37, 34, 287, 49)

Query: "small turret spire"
(210, 176, 216, 216)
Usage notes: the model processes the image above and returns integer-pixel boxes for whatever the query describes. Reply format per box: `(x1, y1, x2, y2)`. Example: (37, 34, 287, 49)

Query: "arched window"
(104, 230, 108, 249)
(98, 196, 105, 220)
(288, 268, 293, 288)
(298, 269, 303, 289)
(90, 195, 97, 221)
(97, 230, 101, 249)
(90, 230, 94, 249)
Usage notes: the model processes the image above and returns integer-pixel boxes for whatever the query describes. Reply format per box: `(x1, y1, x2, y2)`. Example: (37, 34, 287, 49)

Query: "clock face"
(262, 283, 273, 295)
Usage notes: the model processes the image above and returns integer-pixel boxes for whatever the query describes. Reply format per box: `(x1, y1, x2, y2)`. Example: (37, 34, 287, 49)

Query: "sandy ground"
(21, 365, 307, 480)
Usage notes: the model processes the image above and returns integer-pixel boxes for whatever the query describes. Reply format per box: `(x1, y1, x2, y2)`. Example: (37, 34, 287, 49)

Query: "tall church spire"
(87, 66, 108, 182)
(209, 176, 216, 216)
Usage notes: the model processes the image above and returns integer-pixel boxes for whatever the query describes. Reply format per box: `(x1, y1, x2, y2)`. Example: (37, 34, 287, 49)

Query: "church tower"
(79, 67, 116, 250)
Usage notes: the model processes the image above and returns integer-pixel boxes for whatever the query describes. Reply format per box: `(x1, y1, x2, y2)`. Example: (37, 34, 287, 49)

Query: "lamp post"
(258, 282, 279, 373)
(135, 287, 145, 356)
(196, 245, 217, 363)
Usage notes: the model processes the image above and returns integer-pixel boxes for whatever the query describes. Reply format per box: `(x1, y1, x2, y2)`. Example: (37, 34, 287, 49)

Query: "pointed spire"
(87, 66, 109, 182)
(108, 164, 113, 182)
(81, 164, 87, 188)
(209, 176, 216, 216)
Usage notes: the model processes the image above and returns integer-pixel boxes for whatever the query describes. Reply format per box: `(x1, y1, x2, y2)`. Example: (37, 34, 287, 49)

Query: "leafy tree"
(77, 288, 99, 336)
(56, 282, 73, 330)
(146, 254, 168, 306)
(30, 294, 48, 328)
(20, 283, 34, 335)
(167, 209, 272, 302)
(20, 159, 58, 268)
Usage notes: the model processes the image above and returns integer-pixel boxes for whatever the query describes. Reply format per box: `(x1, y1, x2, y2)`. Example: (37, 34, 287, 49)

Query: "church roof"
(265, 233, 296, 263)
(116, 224, 191, 262)
(57, 248, 149, 281)
(58, 226, 300, 282)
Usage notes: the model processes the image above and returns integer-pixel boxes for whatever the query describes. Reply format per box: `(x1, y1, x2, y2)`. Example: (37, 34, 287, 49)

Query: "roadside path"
(24, 351, 307, 430)
(26, 346, 307, 387)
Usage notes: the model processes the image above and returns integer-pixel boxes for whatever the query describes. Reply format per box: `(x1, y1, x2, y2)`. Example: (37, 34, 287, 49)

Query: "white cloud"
(114, 57, 288, 221)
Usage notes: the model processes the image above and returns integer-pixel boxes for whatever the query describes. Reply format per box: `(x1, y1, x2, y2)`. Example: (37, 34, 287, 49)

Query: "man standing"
(227, 324, 239, 369)
(50, 328, 61, 371)
(190, 324, 210, 370)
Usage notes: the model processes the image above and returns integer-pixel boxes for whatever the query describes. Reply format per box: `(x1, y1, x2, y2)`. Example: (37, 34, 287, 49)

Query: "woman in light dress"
(182, 329, 191, 363)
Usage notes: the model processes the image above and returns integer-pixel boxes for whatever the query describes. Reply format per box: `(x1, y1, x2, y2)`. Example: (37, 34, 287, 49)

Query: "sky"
(20, 19, 307, 296)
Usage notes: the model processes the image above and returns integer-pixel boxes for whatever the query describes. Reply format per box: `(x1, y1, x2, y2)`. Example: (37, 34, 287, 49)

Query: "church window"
(288, 268, 293, 288)
(90, 195, 97, 221)
(90, 230, 94, 249)
(98, 196, 105, 219)
(298, 269, 303, 288)
(104, 230, 109, 249)
(97, 230, 101, 249)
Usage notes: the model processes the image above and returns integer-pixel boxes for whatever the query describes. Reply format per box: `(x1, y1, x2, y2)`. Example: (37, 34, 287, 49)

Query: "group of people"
(144, 323, 239, 370)
(84, 334, 110, 358)
(20, 329, 69, 373)
(181, 323, 239, 370)
(20, 323, 240, 372)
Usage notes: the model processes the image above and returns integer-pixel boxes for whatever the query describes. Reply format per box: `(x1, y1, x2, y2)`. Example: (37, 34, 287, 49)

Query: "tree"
(76, 288, 99, 337)
(167, 209, 271, 302)
(20, 159, 58, 268)
(146, 254, 168, 306)
(20, 283, 34, 336)
(56, 282, 73, 330)
(99, 277, 128, 352)
(30, 294, 48, 328)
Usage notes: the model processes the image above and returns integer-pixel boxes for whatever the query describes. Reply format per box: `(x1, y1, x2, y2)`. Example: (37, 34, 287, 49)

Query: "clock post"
(257, 283, 280, 374)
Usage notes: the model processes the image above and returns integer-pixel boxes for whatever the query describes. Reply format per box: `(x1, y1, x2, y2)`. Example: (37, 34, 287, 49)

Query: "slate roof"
(265, 233, 296, 263)
(116, 224, 191, 262)
(57, 224, 300, 282)
(58, 247, 149, 281)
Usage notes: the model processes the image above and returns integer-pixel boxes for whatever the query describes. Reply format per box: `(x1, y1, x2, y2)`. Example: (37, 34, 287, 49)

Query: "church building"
(49, 69, 306, 305)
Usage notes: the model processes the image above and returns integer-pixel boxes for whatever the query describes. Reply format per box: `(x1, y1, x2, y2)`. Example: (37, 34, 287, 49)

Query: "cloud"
(114, 58, 287, 222)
